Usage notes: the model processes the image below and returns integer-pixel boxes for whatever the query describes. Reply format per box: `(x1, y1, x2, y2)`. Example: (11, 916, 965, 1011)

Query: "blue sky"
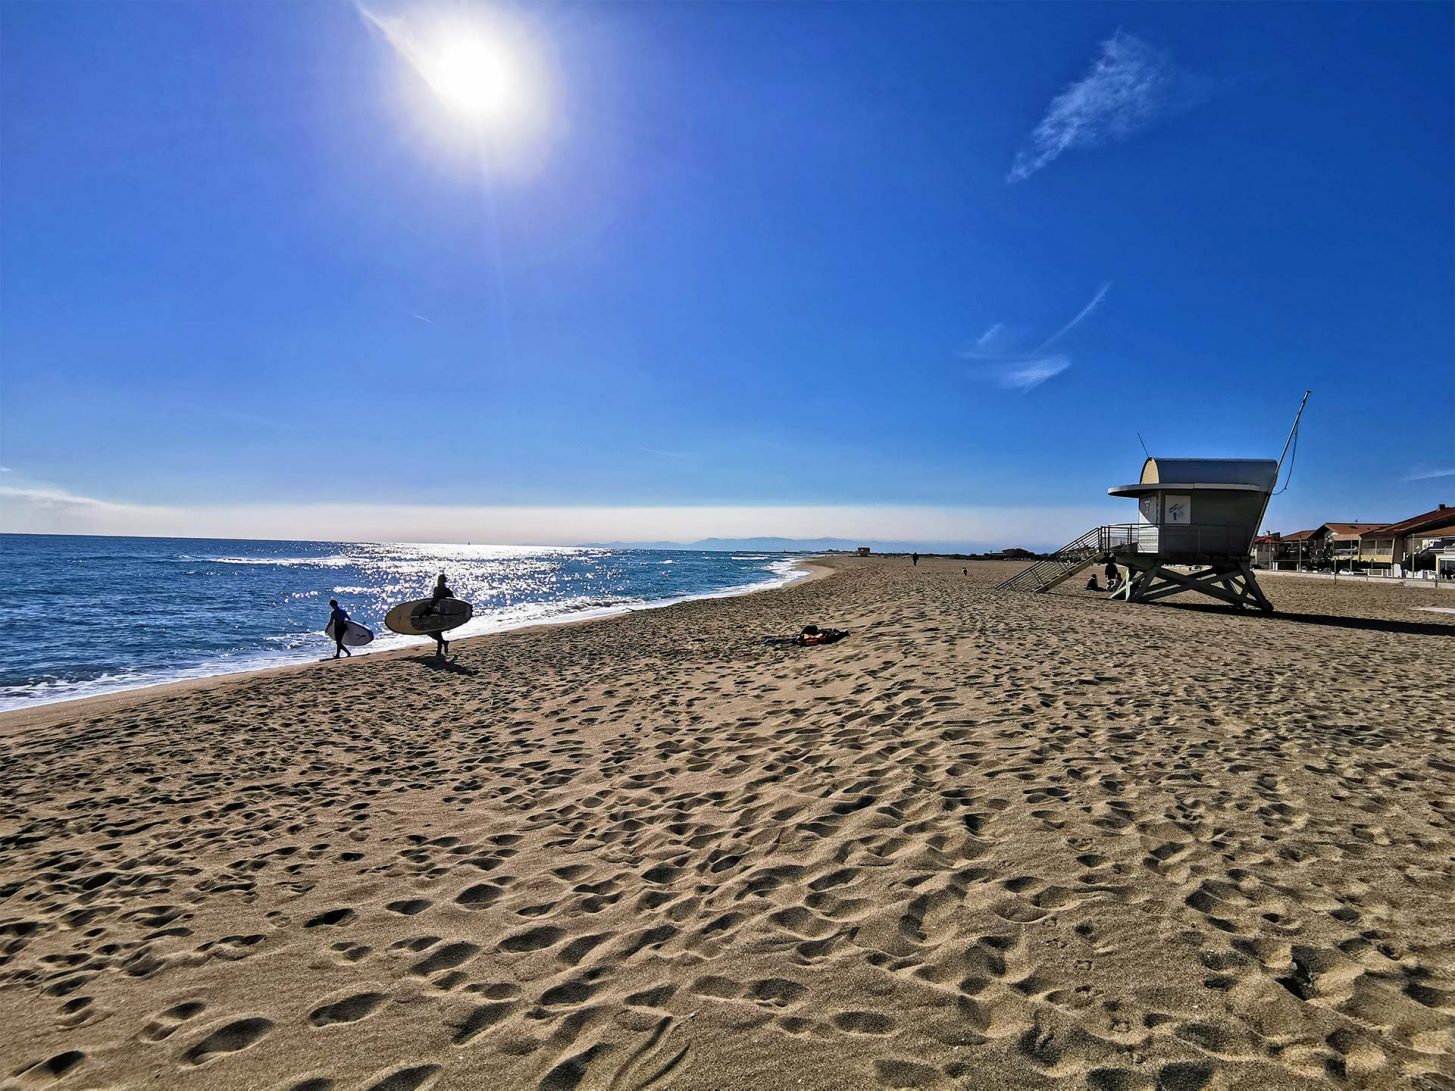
(1, 1, 1451, 546)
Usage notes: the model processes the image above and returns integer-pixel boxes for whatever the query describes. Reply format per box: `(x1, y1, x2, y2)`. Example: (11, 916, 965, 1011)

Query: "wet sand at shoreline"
(2, 557, 1452, 1089)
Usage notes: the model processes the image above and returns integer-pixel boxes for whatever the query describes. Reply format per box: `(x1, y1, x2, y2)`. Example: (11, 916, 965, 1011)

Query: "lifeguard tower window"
(998, 456, 1278, 611)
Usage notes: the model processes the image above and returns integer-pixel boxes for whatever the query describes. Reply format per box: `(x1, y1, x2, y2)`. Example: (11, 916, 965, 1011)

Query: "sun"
(364, 6, 553, 168)
(419, 31, 516, 126)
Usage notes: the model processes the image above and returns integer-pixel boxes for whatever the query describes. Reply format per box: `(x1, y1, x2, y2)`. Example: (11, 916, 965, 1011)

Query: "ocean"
(0, 535, 805, 713)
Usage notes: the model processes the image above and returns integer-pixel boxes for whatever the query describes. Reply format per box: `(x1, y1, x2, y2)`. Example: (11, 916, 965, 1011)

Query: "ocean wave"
(208, 555, 356, 567)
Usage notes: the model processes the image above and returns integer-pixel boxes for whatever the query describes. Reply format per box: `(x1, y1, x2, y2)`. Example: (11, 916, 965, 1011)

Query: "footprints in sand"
(362, 1063, 441, 1091)
(182, 1016, 273, 1065)
(408, 941, 480, 976)
(455, 883, 504, 910)
(497, 927, 563, 954)
(139, 999, 205, 1042)
(1, 561, 1453, 1088)
(305, 907, 355, 929)
(309, 992, 384, 1027)
(7, 1050, 86, 1086)
(453, 999, 516, 1044)
(833, 1010, 897, 1034)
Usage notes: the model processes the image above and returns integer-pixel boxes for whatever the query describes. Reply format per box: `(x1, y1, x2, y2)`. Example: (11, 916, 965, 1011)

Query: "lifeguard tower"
(997, 458, 1277, 610)
(998, 395, 1308, 612)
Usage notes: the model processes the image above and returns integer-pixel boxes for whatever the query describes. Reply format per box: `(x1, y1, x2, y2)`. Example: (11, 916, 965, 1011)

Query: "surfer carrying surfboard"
(328, 599, 353, 659)
(422, 574, 455, 658)
(382, 580, 471, 649)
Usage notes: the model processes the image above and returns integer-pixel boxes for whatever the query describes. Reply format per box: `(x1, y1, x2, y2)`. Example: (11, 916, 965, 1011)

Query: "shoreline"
(0, 559, 834, 735)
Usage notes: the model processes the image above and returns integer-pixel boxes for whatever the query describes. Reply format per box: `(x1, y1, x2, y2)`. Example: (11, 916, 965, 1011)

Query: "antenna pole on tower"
(1255, 390, 1311, 537)
(1276, 390, 1312, 479)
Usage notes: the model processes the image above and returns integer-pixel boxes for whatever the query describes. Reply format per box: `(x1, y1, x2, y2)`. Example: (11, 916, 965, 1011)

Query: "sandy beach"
(2, 556, 1452, 1091)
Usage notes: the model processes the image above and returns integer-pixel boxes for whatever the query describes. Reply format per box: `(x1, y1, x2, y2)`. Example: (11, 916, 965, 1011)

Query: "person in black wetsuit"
(328, 599, 352, 659)
(425, 573, 455, 657)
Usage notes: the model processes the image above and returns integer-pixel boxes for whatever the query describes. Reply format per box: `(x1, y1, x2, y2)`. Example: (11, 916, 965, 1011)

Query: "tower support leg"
(1112, 557, 1272, 612)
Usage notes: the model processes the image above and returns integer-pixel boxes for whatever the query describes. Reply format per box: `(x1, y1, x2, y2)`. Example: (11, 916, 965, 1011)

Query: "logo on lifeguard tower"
(1165, 495, 1191, 525)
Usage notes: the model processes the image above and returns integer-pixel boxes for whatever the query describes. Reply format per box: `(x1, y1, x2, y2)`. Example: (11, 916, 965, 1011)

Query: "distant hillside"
(579, 536, 1026, 554)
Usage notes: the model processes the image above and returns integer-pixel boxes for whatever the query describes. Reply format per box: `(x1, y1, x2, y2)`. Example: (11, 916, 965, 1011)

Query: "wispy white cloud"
(212, 408, 300, 433)
(997, 356, 1071, 391)
(411, 312, 436, 325)
(0, 483, 177, 527)
(1405, 465, 1455, 481)
(1032, 282, 1111, 353)
(632, 446, 694, 461)
(1009, 32, 1175, 183)
(961, 283, 1109, 392)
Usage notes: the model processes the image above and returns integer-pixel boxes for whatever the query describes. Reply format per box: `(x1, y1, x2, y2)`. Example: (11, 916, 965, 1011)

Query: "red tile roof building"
(1358, 504, 1453, 568)
(1251, 511, 1452, 571)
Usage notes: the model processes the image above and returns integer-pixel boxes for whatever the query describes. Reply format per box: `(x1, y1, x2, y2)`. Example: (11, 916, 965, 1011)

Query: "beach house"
(1255, 523, 1385, 570)
(1357, 505, 1454, 571)
(1250, 532, 1280, 569)
(1402, 514, 1455, 575)
(1319, 523, 1384, 569)
(1274, 528, 1321, 570)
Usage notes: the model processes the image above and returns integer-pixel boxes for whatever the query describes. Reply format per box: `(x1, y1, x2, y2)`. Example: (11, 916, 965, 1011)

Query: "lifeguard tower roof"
(1108, 458, 1279, 498)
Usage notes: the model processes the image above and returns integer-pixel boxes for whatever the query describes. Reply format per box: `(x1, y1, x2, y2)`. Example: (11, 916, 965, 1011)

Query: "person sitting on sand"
(1085, 575, 1101, 592)
(794, 624, 848, 646)
(761, 624, 850, 647)
(328, 598, 352, 659)
(424, 573, 455, 658)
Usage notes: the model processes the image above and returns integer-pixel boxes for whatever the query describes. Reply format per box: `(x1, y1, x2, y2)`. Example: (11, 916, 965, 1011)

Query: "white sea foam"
(209, 555, 357, 567)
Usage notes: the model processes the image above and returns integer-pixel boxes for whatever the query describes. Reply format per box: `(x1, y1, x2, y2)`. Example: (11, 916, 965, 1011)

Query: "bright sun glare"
(420, 32, 515, 125)
(364, 6, 548, 149)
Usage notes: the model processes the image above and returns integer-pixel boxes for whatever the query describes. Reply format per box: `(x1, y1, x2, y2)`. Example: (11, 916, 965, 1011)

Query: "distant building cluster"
(1252, 504, 1454, 577)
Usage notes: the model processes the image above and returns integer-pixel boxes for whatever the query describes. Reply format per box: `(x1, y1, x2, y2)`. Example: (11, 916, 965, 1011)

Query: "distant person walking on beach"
(912, 552, 919, 567)
(425, 573, 455, 658)
(328, 599, 352, 659)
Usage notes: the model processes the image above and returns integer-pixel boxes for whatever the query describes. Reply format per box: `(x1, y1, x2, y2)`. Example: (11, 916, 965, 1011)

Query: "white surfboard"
(325, 619, 375, 647)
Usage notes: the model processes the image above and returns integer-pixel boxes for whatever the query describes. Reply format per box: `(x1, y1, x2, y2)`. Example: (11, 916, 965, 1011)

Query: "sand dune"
(2, 557, 1453, 1090)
